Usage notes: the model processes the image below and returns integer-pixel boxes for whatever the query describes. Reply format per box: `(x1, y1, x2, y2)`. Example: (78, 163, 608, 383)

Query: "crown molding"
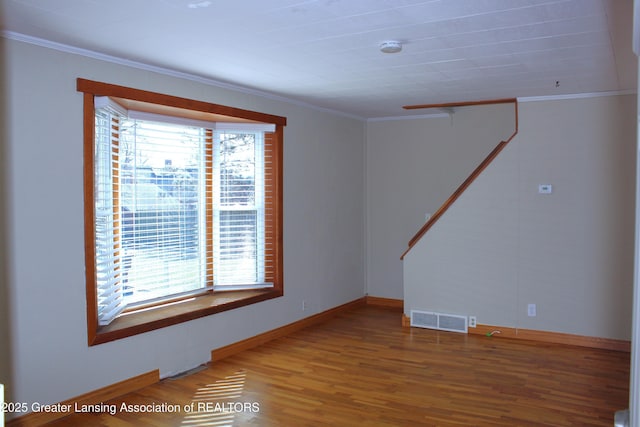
(2, 31, 365, 121)
(518, 90, 636, 103)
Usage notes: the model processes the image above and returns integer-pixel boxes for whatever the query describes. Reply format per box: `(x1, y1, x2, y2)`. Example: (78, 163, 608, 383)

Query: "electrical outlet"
(527, 303, 536, 317)
(468, 316, 477, 328)
(302, 300, 307, 311)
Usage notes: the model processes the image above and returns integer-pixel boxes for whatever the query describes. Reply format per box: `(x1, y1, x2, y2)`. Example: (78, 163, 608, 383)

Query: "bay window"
(79, 79, 285, 345)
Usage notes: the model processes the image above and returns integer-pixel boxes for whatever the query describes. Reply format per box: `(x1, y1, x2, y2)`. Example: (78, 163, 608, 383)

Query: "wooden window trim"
(77, 79, 287, 126)
(79, 79, 285, 346)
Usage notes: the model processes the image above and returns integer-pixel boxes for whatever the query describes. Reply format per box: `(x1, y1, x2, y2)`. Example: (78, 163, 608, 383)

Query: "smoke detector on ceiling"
(379, 41, 402, 54)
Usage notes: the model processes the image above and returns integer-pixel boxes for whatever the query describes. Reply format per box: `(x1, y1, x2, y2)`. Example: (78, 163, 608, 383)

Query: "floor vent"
(410, 310, 468, 333)
(166, 364, 208, 380)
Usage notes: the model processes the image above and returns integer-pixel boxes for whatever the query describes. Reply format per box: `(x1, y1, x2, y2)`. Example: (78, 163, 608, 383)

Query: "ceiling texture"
(1, 0, 637, 119)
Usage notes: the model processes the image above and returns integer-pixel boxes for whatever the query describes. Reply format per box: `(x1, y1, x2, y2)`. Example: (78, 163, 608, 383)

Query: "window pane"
(214, 132, 265, 286)
(220, 133, 256, 206)
(94, 110, 125, 324)
(216, 210, 258, 283)
(119, 120, 206, 304)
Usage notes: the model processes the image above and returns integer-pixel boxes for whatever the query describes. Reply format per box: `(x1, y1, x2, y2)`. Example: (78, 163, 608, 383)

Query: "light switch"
(538, 184, 553, 194)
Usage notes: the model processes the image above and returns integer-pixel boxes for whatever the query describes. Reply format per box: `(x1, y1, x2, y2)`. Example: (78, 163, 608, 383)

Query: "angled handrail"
(403, 98, 518, 110)
(400, 99, 519, 260)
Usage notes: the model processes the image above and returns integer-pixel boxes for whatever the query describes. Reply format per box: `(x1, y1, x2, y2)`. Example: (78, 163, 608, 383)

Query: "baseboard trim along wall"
(401, 315, 631, 352)
(402, 313, 411, 327)
(6, 370, 160, 427)
(364, 295, 403, 311)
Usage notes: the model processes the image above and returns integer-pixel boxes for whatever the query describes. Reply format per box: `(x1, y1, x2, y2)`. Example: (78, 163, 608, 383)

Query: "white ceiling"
(1, 0, 637, 118)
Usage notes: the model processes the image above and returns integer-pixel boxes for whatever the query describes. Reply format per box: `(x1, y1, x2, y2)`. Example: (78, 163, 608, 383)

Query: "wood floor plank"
(47, 306, 629, 426)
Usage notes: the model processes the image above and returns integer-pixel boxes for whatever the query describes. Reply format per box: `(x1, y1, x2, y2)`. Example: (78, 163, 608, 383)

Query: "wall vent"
(410, 310, 468, 333)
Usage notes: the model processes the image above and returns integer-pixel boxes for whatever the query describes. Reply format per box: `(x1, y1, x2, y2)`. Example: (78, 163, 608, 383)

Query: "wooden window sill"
(91, 288, 282, 345)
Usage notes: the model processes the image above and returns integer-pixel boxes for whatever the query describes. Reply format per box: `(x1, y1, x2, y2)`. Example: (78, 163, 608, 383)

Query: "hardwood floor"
(49, 306, 629, 426)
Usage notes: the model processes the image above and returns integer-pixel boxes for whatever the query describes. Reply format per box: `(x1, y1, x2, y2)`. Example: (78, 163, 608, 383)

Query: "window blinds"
(94, 108, 126, 325)
(93, 97, 274, 326)
(117, 119, 208, 306)
(213, 131, 266, 287)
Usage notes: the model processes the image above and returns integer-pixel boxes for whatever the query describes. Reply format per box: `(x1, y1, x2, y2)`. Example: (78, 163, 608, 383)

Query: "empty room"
(1, 0, 640, 426)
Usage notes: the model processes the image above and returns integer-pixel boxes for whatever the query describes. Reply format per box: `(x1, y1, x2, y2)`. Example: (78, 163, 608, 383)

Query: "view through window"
(79, 78, 285, 344)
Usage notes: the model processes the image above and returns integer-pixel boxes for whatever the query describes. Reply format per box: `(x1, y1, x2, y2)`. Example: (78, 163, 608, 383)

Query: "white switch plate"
(538, 184, 553, 194)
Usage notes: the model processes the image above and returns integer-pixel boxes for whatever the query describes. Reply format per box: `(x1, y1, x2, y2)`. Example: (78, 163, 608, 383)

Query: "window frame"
(79, 78, 285, 346)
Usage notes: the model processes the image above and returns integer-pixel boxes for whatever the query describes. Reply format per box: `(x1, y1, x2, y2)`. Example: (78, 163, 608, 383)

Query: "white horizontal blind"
(93, 98, 274, 325)
(94, 108, 125, 325)
(117, 119, 207, 305)
(94, 106, 209, 323)
(213, 131, 267, 287)
(263, 132, 277, 285)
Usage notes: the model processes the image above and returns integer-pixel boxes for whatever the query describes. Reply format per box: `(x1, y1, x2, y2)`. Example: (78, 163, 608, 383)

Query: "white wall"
(0, 35, 13, 405)
(366, 104, 515, 299)
(404, 94, 636, 340)
(1, 39, 365, 411)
